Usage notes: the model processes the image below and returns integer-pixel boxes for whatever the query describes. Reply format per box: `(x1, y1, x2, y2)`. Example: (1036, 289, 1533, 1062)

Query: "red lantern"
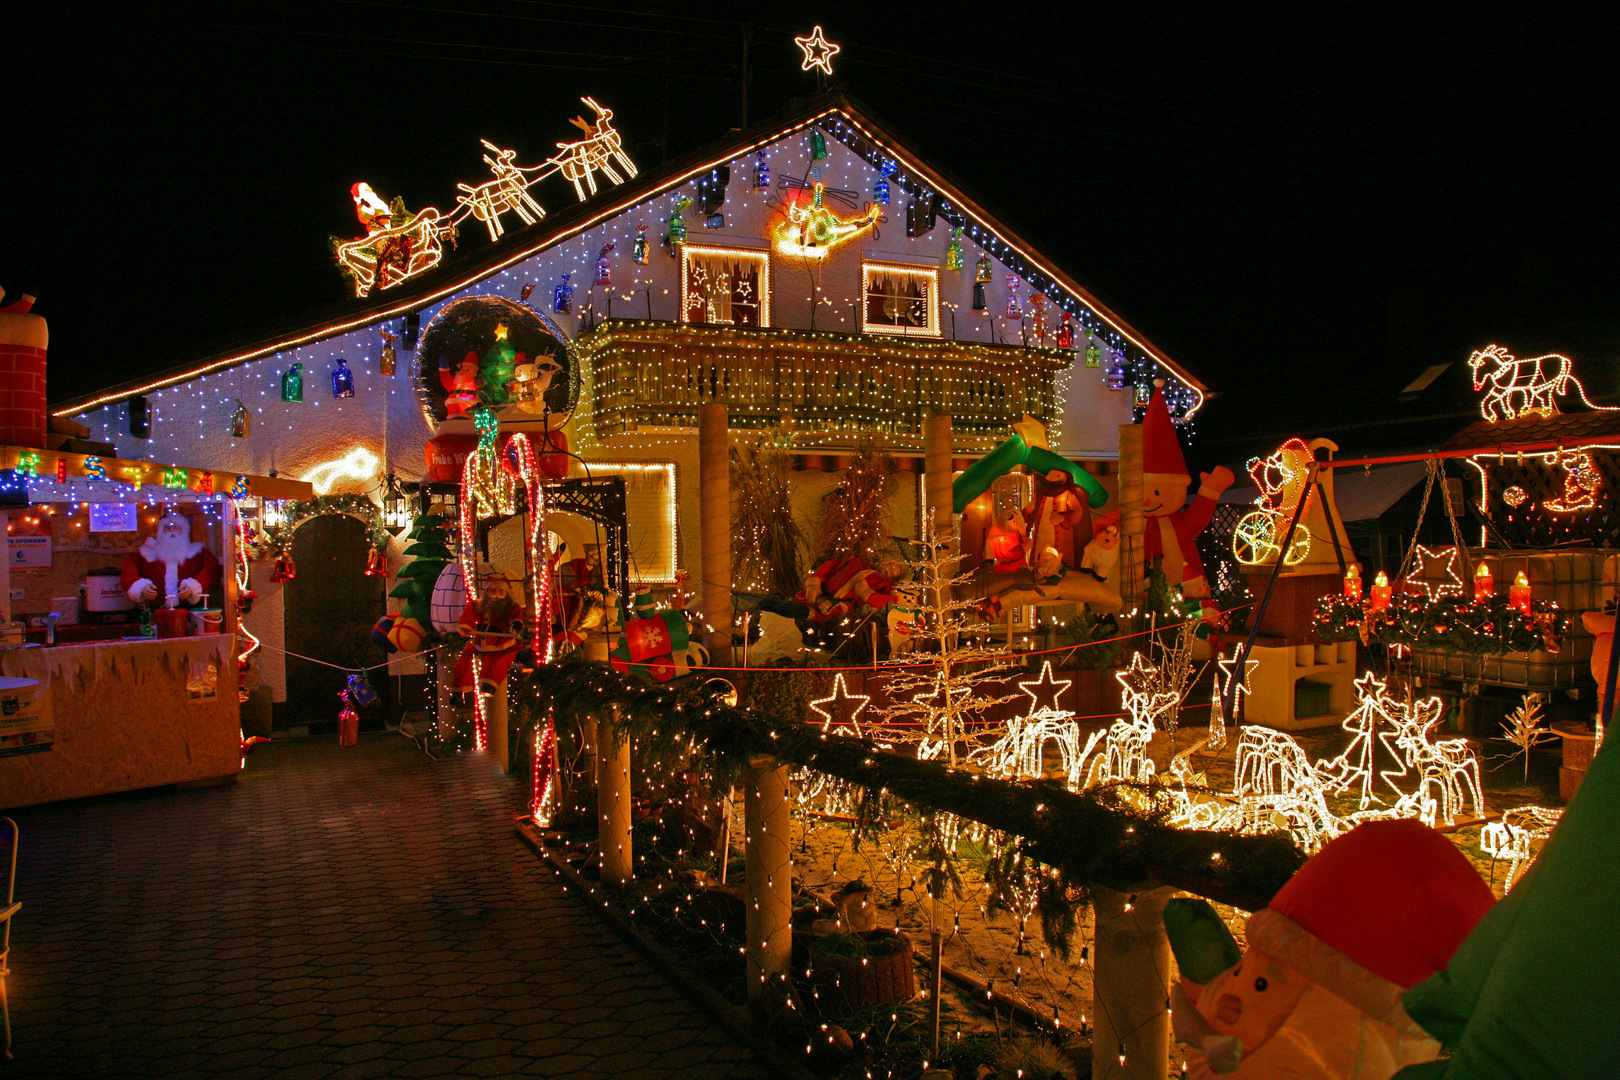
(364, 547, 388, 577)
(337, 690, 359, 747)
(271, 555, 297, 583)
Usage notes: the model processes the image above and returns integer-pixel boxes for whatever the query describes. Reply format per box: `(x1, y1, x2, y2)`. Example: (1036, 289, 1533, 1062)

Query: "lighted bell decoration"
(331, 358, 355, 398)
(1370, 571, 1392, 612)
(271, 555, 297, 583)
(632, 223, 649, 264)
(945, 227, 964, 272)
(282, 363, 304, 402)
(1474, 561, 1494, 603)
(365, 546, 388, 577)
(754, 150, 770, 191)
(1510, 571, 1532, 615)
(1057, 311, 1074, 349)
(231, 399, 250, 438)
(595, 241, 615, 286)
(1344, 563, 1362, 601)
(810, 128, 828, 160)
(552, 272, 573, 314)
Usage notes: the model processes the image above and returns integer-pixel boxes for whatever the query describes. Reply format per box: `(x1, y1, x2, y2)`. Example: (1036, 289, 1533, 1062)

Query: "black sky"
(9, 3, 1618, 463)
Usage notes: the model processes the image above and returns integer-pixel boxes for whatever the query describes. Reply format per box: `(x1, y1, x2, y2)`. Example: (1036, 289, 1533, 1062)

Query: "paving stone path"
(3, 734, 770, 1079)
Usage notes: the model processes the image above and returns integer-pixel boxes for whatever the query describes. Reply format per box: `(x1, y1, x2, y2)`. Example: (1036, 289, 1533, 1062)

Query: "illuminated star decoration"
(795, 25, 841, 75)
(1216, 652, 1259, 711)
(1010, 413, 1049, 450)
(1408, 544, 1464, 601)
(1017, 660, 1072, 715)
(809, 673, 870, 737)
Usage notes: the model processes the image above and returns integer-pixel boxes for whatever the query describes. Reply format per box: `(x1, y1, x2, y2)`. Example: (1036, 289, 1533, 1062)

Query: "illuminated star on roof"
(795, 25, 841, 76)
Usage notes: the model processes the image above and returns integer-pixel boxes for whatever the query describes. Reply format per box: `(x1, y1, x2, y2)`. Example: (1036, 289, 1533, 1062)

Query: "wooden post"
(489, 680, 509, 772)
(924, 411, 953, 550)
(1091, 884, 1173, 1080)
(597, 710, 632, 885)
(1117, 422, 1145, 612)
(700, 402, 732, 666)
(744, 754, 792, 1009)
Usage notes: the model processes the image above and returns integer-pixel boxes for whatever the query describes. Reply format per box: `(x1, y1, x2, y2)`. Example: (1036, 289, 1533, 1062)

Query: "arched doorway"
(283, 514, 391, 729)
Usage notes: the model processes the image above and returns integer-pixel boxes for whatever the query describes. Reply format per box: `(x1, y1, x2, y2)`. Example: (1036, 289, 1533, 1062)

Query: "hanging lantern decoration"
(282, 363, 304, 402)
(754, 150, 771, 191)
(377, 328, 397, 376)
(595, 241, 615, 286)
(1005, 275, 1022, 319)
(874, 159, 896, 206)
(945, 226, 964, 272)
(1085, 335, 1102, 368)
(552, 272, 573, 314)
(1029, 293, 1048, 341)
(231, 399, 250, 438)
(271, 554, 297, 583)
(810, 128, 828, 160)
(667, 194, 692, 247)
(1057, 311, 1074, 350)
(974, 254, 993, 284)
(337, 688, 359, 747)
(331, 358, 355, 398)
(632, 223, 649, 265)
(972, 280, 987, 312)
(365, 545, 389, 577)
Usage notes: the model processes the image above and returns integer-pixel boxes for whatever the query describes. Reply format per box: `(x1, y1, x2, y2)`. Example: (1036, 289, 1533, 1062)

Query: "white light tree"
(872, 522, 1017, 764)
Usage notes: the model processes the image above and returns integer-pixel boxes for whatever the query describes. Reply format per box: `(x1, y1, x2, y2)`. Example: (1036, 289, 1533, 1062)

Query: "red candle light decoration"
(1370, 571, 1392, 613)
(1509, 571, 1532, 616)
(1344, 564, 1362, 601)
(1474, 561, 1494, 603)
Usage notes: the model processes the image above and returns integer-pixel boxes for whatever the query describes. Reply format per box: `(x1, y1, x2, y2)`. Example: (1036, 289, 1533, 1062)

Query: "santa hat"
(1091, 509, 1119, 531)
(1141, 382, 1190, 480)
(1246, 820, 1495, 1029)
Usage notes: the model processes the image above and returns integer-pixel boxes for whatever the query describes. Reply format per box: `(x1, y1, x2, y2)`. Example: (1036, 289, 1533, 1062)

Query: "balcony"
(575, 319, 1067, 447)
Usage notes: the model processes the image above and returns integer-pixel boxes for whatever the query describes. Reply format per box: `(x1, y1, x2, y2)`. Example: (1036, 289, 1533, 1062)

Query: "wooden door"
(283, 514, 390, 728)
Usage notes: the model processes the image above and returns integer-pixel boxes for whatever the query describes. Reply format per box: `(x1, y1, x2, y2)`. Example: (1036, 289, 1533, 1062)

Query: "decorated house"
(48, 92, 1208, 720)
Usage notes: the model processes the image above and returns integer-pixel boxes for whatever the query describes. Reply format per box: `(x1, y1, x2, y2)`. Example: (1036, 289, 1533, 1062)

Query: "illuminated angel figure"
(1231, 437, 1313, 567)
(1543, 446, 1602, 513)
(775, 182, 881, 259)
(548, 97, 638, 202)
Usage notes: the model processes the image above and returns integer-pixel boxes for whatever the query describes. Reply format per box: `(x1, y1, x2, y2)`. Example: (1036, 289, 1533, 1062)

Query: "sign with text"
(8, 534, 52, 568)
(90, 503, 139, 532)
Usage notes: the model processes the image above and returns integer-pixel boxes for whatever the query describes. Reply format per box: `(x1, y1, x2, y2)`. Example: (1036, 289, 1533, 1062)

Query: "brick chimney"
(0, 289, 47, 449)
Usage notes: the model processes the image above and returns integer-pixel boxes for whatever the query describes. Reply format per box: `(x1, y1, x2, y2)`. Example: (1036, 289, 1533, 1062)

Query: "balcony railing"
(574, 319, 1067, 446)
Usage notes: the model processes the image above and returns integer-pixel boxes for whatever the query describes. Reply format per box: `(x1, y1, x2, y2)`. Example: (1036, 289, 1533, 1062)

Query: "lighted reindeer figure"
(456, 140, 549, 242)
(1380, 696, 1485, 828)
(1468, 343, 1614, 422)
(548, 97, 639, 202)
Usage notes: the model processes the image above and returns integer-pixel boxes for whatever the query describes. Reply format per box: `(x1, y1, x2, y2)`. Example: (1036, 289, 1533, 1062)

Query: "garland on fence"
(259, 493, 393, 559)
(511, 657, 1307, 915)
(1313, 592, 1562, 655)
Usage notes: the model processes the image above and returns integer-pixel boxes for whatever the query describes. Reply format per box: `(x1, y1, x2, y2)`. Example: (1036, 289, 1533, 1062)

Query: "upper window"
(681, 245, 770, 327)
(862, 262, 940, 337)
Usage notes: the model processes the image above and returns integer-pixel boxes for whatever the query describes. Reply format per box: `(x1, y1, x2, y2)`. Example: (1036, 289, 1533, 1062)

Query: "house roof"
(1441, 409, 1620, 452)
(53, 92, 1209, 417)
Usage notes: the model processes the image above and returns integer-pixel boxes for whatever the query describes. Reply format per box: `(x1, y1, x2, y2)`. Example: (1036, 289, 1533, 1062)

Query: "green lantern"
(1084, 337, 1102, 368)
(945, 227, 964, 272)
(810, 128, 828, 160)
(282, 363, 304, 402)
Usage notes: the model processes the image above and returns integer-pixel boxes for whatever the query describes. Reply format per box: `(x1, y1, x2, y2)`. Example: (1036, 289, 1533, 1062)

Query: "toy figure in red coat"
(1140, 383, 1233, 617)
(121, 510, 221, 608)
(451, 568, 526, 694)
(797, 555, 901, 622)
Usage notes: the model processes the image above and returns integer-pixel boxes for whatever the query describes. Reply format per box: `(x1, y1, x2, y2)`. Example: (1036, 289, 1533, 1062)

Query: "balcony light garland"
(510, 658, 1305, 915)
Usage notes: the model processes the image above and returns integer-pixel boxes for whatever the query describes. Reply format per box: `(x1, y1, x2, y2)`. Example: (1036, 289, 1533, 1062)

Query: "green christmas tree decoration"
(389, 513, 452, 627)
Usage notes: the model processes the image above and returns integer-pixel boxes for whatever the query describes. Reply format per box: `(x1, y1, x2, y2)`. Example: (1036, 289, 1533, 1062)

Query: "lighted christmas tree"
(872, 521, 1017, 765)
(389, 513, 453, 630)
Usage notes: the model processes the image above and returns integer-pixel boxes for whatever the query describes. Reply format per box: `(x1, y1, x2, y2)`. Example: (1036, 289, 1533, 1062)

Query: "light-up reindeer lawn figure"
(550, 97, 639, 201)
(456, 140, 549, 243)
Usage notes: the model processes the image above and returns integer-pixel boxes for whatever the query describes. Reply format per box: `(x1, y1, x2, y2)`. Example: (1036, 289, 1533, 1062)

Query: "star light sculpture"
(809, 672, 870, 737)
(1409, 544, 1465, 601)
(1017, 660, 1072, 715)
(795, 25, 840, 75)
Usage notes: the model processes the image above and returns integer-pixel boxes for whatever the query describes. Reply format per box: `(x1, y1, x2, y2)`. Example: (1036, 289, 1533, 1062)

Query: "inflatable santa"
(121, 510, 221, 608)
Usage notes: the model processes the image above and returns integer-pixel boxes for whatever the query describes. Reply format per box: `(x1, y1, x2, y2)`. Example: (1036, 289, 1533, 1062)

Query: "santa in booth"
(121, 510, 221, 608)
(451, 567, 527, 695)
(1140, 382, 1233, 618)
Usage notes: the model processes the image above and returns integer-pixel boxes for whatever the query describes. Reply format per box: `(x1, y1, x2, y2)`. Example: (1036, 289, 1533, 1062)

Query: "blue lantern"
(331, 358, 355, 398)
(553, 272, 573, 315)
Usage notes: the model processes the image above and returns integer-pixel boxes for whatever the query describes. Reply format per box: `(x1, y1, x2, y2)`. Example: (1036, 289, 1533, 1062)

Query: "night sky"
(10, 3, 1618, 465)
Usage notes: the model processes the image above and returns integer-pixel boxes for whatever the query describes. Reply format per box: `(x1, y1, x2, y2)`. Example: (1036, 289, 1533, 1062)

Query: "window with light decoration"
(862, 262, 940, 336)
(680, 245, 769, 327)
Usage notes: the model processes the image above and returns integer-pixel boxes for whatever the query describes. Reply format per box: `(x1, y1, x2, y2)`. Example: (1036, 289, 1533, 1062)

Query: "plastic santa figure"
(1168, 819, 1495, 1079)
(121, 510, 221, 608)
(1140, 382, 1233, 616)
(796, 555, 901, 622)
(451, 567, 526, 695)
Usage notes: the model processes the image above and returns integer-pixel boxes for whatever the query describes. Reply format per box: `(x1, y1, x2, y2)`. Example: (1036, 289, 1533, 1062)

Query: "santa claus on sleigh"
(121, 509, 221, 609)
